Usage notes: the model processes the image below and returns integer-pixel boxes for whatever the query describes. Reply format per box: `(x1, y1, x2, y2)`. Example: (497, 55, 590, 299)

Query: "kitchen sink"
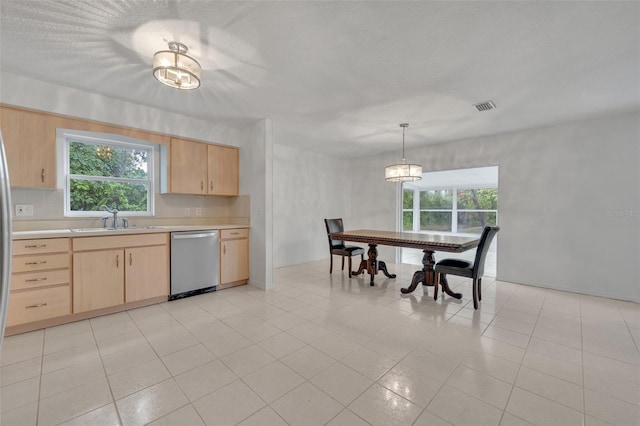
(70, 226, 168, 232)
(70, 228, 114, 232)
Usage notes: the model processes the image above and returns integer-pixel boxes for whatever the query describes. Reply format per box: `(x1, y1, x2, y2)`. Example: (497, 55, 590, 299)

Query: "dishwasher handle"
(172, 232, 217, 240)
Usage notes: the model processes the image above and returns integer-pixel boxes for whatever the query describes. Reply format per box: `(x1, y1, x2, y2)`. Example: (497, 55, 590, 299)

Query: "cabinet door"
(170, 137, 208, 194)
(0, 106, 56, 188)
(207, 145, 239, 196)
(220, 238, 249, 284)
(125, 245, 169, 302)
(73, 249, 124, 313)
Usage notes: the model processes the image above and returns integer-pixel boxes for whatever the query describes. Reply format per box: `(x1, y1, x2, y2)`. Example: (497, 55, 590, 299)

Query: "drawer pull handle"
(130, 253, 133, 266)
(116, 255, 119, 268)
(24, 244, 47, 249)
(210, 181, 213, 191)
(25, 277, 48, 283)
(25, 261, 47, 266)
(230, 232, 239, 235)
(223, 244, 226, 255)
(26, 303, 47, 309)
(41, 168, 45, 183)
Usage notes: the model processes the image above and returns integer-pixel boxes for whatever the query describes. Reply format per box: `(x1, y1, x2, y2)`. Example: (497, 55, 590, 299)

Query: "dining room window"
(400, 166, 498, 274)
(402, 166, 499, 235)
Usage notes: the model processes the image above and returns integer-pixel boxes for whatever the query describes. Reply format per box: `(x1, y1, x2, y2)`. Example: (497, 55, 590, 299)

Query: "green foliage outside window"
(69, 141, 150, 212)
(402, 190, 413, 230)
(420, 190, 453, 209)
(457, 188, 497, 210)
(403, 187, 497, 233)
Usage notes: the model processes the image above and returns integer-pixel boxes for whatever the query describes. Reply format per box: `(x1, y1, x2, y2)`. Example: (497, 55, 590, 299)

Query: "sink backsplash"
(11, 188, 250, 231)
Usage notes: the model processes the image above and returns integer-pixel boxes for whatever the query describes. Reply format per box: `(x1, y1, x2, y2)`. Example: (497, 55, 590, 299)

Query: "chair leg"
(433, 272, 440, 300)
(341, 256, 345, 271)
(329, 255, 333, 274)
(478, 278, 482, 301)
(472, 278, 479, 310)
(348, 256, 352, 278)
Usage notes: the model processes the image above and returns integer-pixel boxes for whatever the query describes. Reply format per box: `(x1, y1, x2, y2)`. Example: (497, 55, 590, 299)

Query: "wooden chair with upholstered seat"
(434, 226, 499, 309)
(324, 218, 364, 278)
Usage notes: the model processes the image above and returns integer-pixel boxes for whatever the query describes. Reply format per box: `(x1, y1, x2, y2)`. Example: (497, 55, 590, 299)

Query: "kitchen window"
(60, 130, 155, 217)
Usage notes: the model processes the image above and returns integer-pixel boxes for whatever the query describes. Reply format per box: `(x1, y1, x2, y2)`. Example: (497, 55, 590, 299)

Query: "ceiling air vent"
(473, 100, 496, 112)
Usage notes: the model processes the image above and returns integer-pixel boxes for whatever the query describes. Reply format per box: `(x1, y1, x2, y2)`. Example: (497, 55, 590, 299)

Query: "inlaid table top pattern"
(331, 229, 480, 297)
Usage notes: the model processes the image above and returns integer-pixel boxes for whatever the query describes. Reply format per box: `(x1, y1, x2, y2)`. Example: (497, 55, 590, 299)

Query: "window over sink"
(59, 129, 155, 217)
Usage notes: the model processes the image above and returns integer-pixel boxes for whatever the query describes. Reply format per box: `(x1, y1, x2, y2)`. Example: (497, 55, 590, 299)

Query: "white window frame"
(411, 186, 498, 235)
(59, 129, 155, 217)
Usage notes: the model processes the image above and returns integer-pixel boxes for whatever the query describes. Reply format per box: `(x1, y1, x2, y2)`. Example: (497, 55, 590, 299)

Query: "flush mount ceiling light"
(385, 123, 422, 182)
(153, 41, 201, 90)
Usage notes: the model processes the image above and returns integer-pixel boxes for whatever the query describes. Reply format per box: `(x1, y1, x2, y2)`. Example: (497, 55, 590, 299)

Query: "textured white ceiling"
(1, 0, 638, 157)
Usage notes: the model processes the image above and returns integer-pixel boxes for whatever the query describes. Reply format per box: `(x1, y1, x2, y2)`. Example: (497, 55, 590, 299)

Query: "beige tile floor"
(1, 260, 639, 426)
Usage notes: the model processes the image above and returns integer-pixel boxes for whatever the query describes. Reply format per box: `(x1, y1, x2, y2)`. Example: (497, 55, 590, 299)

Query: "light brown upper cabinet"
(0, 105, 56, 188)
(207, 144, 239, 196)
(168, 137, 209, 194)
(162, 137, 239, 196)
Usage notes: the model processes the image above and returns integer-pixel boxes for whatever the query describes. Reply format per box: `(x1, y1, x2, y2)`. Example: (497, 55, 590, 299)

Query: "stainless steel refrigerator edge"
(170, 230, 219, 300)
(0, 131, 13, 348)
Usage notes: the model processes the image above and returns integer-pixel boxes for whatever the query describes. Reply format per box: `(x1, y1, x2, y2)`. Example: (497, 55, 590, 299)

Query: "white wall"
(238, 119, 274, 290)
(0, 72, 244, 144)
(273, 143, 352, 268)
(349, 112, 640, 302)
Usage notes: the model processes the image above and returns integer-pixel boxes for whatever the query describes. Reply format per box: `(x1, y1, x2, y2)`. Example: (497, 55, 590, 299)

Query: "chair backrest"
(473, 226, 500, 277)
(324, 218, 345, 249)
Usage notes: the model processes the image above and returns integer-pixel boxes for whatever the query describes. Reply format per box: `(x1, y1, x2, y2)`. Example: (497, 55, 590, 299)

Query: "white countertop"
(13, 224, 249, 240)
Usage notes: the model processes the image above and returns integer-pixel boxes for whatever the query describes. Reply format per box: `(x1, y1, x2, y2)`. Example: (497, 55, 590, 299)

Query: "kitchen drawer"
(11, 269, 70, 291)
(13, 238, 70, 255)
(12, 253, 70, 273)
(220, 228, 248, 239)
(7, 285, 71, 326)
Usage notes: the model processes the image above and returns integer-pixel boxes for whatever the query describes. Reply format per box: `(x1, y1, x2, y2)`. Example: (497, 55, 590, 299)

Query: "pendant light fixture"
(385, 123, 422, 182)
(153, 42, 201, 90)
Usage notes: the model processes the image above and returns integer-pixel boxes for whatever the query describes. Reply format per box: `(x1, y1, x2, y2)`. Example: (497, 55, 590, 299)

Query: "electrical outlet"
(15, 204, 34, 217)
(195, 208, 202, 216)
(183, 207, 190, 216)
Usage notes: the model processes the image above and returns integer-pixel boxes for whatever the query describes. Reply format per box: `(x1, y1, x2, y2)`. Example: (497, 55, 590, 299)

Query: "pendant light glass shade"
(385, 162, 423, 182)
(385, 123, 423, 182)
(153, 42, 201, 90)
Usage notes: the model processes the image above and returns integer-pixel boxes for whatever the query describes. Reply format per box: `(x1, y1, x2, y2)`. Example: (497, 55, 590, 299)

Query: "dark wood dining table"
(330, 229, 480, 298)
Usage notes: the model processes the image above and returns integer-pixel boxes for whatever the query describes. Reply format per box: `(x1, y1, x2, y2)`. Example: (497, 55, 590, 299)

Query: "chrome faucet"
(99, 205, 119, 228)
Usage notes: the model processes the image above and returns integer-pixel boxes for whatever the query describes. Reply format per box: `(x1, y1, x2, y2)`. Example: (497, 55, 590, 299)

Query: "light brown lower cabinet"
(72, 234, 169, 314)
(220, 228, 249, 287)
(73, 249, 124, 313)
(125, 245, 169, 302)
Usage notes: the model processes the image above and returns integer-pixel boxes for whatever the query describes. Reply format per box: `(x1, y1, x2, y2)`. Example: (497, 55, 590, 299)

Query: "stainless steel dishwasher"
(170, 230, 219, 300)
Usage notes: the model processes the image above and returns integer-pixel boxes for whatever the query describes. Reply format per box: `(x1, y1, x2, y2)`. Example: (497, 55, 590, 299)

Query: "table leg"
(401, 249, 435, 293)
(352, 244, 395, 286)
(400, 249, 464, 298)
